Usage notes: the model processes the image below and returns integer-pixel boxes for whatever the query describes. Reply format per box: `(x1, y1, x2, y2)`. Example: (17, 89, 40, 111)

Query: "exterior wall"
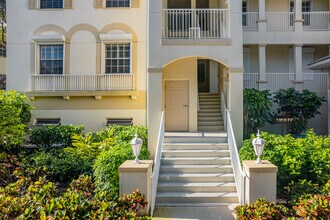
(0, 57, 5, 73)
(247, 0, 329, 12)
(162, 57, 198, 132)
(7, 0, 147, 128)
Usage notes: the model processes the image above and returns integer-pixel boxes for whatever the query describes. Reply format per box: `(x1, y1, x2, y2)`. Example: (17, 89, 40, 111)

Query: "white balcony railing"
(31, 74, 134, 91)
(243, 73, 328, 92)
(302, 12, 330, 31)
(242, 12, 259, 31)
(162, 9, 230, 39)
(266, 12, 295, 31)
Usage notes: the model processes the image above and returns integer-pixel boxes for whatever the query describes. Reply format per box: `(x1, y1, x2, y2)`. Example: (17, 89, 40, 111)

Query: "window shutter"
(95, 0, 104, 8)
(28, 0, 38, 9)
(131, 0, 139, 8)
(64, 0, 73, 9)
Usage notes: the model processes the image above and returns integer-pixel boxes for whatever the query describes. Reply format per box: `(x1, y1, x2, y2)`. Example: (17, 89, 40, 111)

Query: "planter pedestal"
(243, 160, 278, 204)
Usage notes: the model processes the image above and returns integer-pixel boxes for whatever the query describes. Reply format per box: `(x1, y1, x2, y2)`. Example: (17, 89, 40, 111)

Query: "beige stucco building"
(6, 0, 330, 151)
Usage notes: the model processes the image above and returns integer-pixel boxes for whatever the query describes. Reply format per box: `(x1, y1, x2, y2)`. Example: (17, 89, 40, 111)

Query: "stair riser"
(197, 126, 224, 131)
(161, 159, 231, 166)
(198, 110, 221, 113)
(164, 137, 227, 143)
(163, 144, 229, 150)
(198, 113, 222, 117)
(160, 167, 233, 173)
(156, 196, 239, 204)
(198, 116, 223, 121)
(199, 105, 221, 109)
(162, 151, 230, 157)
(198, 121, 224, 126)
(159, 176, 235, 182)
(157, 186, 237, 193)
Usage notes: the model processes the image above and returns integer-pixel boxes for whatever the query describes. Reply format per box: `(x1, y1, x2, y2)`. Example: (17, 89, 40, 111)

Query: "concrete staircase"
(198, 93, 224, 131)
(155, 132, 238, 207)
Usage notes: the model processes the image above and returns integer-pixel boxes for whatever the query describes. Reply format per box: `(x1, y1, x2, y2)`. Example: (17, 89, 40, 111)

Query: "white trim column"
(258, 0, 267, 32)
(147, 68, 163, 159)
(228, 68, 243, 147)
(294, 0, 303, 31)
(258, 44, 267, 90)
(294, 45, 303, 90)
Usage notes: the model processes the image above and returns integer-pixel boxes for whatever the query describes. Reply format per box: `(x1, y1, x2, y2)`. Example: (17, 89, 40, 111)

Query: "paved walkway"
(152, 204, 237, 220)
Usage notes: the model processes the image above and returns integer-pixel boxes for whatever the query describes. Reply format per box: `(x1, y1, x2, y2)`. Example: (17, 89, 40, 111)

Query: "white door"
(165, 81, 189, 131)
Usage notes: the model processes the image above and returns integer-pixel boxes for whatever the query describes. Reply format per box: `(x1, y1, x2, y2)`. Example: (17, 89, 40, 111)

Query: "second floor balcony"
(162, 9, 230, 39)
(30, 74, 134, 92)
(243, 11, 330, 32)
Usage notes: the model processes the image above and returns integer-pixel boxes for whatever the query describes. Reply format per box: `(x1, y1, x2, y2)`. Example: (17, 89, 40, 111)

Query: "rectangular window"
(105, 43, 131, 74)
(0, 46, 6, 57)
(106, 0, 130, 7)
(105, 118, 133, 126)
(33, 118, 61, 126)
(40, 0, 63, 9)
(40, 45, 64, 74)
(242, 1, 247, 26)
(302, 0, 311, 26)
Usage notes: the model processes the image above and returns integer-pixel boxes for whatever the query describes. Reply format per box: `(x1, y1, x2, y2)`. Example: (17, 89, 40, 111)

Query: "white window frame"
(100, 33, 132, 75)
(38, 0, 64, 9)
(104, 0, 131, 8)
(32, 35, 66, 75)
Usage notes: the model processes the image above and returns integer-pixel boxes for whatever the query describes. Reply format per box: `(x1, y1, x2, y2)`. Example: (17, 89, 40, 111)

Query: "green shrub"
(243, 89, 275, 139)
(31, 149, 93, 183)
(293, 194, 330, 219)
(235, 198, 292, 220)
(0, 90, 32, 151)
(93, 126, 149, 196)
(29, 125, 84, 148)
(239, 131, 330, 196)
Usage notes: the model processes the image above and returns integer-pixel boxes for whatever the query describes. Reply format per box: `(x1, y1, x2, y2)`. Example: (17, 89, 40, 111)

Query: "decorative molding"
(32, 35, 65, 43)
(148, 68, 162, 73)
(229, 67, 244, 73)
(99, 33, 132, 41)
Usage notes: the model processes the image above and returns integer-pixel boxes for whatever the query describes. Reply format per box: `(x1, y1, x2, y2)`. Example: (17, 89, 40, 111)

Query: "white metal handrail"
(266, 12, 295, 31)
(219, 85, 245, 204)
(226, 109, 246, 205)
(242, 12, 259, 31)
(150, 111, 165, 216)
(30, 74, 134, 91)
(302, 11, 330, 31)
(162, 9, 230, 39)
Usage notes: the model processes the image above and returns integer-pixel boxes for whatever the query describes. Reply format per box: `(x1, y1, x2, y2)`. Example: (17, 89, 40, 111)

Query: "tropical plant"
(293, 194, 330, 219)
(273, 88, 326, 134)
(235, 198, 292, 220)
(243, 89, 275, 139)
(0, 91, 32, 151)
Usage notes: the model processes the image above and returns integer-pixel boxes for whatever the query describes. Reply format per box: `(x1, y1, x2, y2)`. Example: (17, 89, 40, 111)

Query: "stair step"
(198, 125, 224, 131)
(163, 143, 229, 150)
(198, 116, 222, 120)
(157, 182, 237, 192)
(156, 192, 239, 203)
(155, 202, 234, 207)
(198, 109, 221, 113)
(164, 137, 227, 143)
(198, 112, 222, 117)
(199, 105, 221, 109)
(198, 121, 224, 126)
(160, 164, 233, 173)
(162, 149, 230, 157)
(161, 157, 231, 165)
(159, 173, 235, 182)
(198, 93, 220, 97)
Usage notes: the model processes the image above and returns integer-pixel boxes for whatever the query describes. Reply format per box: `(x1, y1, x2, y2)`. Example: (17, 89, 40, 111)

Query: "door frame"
(164, 80, 190, 131)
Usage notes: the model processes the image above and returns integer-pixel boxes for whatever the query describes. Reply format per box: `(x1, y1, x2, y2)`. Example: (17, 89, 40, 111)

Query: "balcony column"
(147, 68, 163, 159)
(294, 0, 303, 31)
(191, 0, 196, 8)
(294, 44, 303, 90)
(258, 0, 267, 32)
(258, 44, 267, 90)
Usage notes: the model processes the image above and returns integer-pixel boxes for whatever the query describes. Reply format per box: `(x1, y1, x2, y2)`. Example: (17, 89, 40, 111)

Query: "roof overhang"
(307, 55, 330, 71)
